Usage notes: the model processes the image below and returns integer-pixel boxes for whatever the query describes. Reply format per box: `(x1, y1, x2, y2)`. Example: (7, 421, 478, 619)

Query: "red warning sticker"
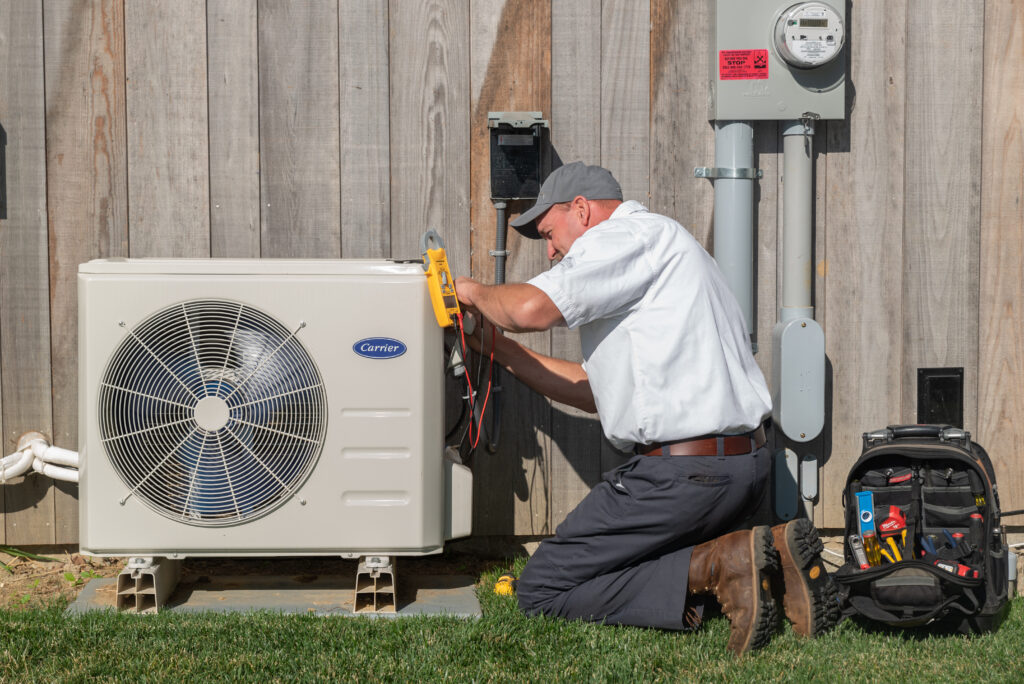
(719, 49, 769, 80)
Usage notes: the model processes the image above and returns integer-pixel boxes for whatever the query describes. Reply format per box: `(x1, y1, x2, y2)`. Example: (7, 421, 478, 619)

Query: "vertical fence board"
(601, 0, 650, 204)
(819, 2, 907, 527)
(339, 0, 390, 257)
(467, 0, 552, 534)
(0, 1, 54, 544)
(551, 0, 600, 166)
(124, 0, 209, 257)
(650, 0, 714, 245)
(902, 1, 983, 432)
(43, 0, 128, 544)
(389, 0, 470, 266)
(468, 0, 551, 535)
(548, 0, 605, 528)
(258, 0, 340, 258)
(208, 0, 259, 257)
(979, 1, 1024, 509)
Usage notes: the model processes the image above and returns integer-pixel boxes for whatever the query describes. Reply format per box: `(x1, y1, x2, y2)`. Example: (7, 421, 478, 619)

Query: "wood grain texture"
(601, 0, 650, 203)
(208, 0, 259, 258)
(258, 0, 340, 258)
(389, 0, 470, 267)
(549, 0, 605, 528)
(979, 1, 1024, 513)
(819, 1, 907, 526)
(550, 0, 600, 166)
(124, 0, 210, 257)
(650, 0, 714, 245)
(902, 1, 983, 433)
(0, 0, 54, 544)
(43, 0, 129, 543)
(468, 0, 552, 535)
(339, 0, 390, 257)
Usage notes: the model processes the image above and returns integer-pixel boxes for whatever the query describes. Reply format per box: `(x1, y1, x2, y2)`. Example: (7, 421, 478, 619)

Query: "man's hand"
(454, 276, 481, 314)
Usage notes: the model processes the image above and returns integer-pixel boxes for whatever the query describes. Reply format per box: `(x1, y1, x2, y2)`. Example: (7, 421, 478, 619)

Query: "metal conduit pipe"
(712, 121, 757, 341)
(487, 202, 507, 454)
(772, 118, 825, 523)
(493, 201, 508, 285)
(781, 119, 815, 322)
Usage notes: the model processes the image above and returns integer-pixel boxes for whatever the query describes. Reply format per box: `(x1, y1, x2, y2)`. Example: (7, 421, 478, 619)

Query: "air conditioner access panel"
(79, 259, 459, 557)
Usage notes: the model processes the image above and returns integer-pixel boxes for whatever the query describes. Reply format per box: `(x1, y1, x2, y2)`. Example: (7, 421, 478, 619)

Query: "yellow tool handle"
(879, 547, 895, 564)
(421, 229, 461, 328)
(885, 536, 902, 562)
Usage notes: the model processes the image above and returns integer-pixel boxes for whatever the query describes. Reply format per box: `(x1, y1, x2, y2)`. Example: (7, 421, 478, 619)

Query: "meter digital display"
(774, 2, 845, 69)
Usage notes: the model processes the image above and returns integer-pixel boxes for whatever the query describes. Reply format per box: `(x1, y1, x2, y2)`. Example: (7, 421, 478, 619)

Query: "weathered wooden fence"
(1, 0, 1022, 545)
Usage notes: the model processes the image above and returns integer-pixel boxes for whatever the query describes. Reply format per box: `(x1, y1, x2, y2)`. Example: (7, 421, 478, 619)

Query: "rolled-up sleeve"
(528, 227, 655, 329)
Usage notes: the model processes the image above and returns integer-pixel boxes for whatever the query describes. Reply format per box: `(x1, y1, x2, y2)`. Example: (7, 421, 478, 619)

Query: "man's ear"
(572, 195, 592, 227)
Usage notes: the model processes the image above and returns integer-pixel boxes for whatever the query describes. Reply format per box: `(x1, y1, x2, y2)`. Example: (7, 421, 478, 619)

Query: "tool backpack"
(834, 425, 1010, 633)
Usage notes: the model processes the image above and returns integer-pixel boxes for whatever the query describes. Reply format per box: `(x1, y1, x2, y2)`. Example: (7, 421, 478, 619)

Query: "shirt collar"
(610, 200, 648, 218)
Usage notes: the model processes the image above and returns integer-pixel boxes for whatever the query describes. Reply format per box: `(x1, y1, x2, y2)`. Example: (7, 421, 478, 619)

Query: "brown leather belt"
(638, 426, 766, 457)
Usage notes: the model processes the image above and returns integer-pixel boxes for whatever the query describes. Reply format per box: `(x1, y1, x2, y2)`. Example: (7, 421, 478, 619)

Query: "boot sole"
(735, 526, 780, 654)
(776, 518, 841, 637)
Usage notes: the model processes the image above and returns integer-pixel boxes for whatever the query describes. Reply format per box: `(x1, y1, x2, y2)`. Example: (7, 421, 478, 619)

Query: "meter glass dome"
(774, 2, 845, 69)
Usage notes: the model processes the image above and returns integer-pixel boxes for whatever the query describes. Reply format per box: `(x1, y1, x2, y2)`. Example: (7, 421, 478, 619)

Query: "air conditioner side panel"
(79, 265, 447, 556)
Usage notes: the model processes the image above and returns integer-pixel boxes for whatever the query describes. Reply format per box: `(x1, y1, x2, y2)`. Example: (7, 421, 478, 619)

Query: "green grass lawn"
(1, 561, 1022, 683)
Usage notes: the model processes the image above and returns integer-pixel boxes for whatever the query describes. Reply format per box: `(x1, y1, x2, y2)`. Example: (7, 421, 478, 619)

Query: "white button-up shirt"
(528, 201, 772, 451)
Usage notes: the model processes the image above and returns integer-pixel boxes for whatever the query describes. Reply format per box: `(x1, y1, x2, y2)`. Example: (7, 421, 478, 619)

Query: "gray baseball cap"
(509, 162, 623, 239)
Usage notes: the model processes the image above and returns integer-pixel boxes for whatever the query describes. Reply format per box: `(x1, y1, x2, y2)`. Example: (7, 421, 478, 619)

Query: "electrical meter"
(773, 3, 845, 68)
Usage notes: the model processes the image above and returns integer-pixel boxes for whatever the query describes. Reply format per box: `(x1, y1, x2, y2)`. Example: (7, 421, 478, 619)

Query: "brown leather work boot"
(688, 526, 779, 655)
(771, 518, 841, 637)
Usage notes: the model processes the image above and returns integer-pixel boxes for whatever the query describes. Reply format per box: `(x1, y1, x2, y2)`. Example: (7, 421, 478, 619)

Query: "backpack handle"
(863, 425, 972, 449)
(890, 425, 944, 439)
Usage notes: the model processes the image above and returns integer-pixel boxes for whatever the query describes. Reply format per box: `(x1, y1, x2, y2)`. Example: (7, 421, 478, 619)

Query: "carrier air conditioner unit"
(78, 258, 472, 559)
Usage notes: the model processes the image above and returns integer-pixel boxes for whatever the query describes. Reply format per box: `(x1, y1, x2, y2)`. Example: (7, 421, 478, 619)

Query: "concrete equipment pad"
(67, 573, 481, 618)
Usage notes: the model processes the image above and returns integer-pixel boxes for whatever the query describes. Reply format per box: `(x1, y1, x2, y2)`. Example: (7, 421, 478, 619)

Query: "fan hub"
(194, 396, 230, 432)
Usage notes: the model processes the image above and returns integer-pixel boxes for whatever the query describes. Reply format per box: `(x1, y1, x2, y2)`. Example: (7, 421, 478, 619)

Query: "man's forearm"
(469, 327, 596, 413)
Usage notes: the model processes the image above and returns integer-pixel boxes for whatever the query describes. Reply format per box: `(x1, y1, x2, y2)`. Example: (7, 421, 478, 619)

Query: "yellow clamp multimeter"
(421, 229, 461, 328)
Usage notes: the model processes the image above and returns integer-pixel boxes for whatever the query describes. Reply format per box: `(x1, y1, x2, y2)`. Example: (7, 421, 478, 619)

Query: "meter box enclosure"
(488, 112, 549, 201)
(709, 1, 847, 120)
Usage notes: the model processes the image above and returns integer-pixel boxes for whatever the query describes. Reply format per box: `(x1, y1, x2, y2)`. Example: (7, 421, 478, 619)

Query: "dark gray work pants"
(517, 447, 771, 630)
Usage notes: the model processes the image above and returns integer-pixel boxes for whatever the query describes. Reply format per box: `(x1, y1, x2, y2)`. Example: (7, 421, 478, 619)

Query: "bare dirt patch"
(0, 550, 124, 610)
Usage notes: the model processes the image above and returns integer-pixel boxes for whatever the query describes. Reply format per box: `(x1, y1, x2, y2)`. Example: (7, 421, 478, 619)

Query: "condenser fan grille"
(98, 299, 327, 526)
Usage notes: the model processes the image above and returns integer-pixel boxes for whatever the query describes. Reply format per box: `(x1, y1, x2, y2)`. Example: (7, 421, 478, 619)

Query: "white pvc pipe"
(1, 436, 81, 483)
(32, 458, 79, 483)
(31, 441, 79, 467)
(1, 448, 34, 481)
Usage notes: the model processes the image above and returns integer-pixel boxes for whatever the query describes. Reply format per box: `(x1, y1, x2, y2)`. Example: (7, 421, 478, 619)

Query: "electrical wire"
(455, 313, 495, 451)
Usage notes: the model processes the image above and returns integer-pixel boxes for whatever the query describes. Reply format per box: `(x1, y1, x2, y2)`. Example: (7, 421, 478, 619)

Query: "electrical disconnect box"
(709, 1, 846, 120)
(487, 112, 549, 200)
(918, 367, 965, 428)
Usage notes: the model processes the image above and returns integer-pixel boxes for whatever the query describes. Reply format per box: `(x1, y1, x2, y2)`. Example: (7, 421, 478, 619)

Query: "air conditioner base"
(69, 566, 480, 618)
(115, 557, 181, 614)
